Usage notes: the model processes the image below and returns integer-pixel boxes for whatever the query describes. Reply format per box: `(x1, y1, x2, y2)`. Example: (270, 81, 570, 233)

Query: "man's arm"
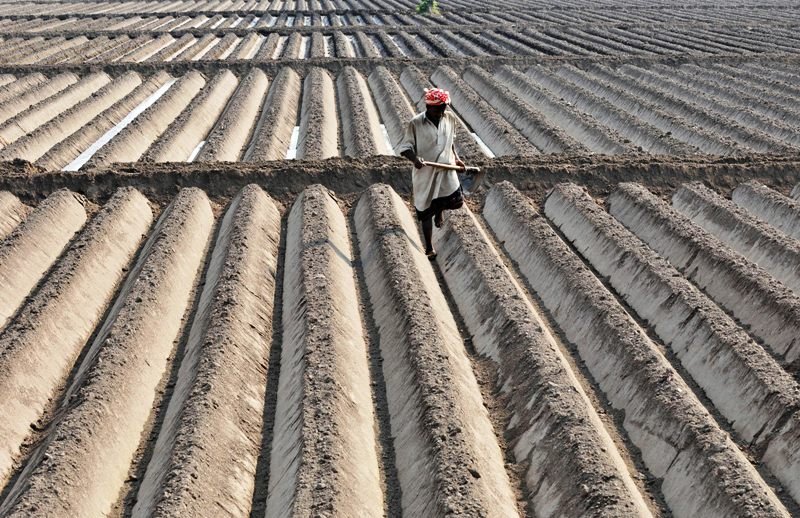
(452, 143, 465, 168)
(396, 118, 425, 169)
(401, 149, 425, 169)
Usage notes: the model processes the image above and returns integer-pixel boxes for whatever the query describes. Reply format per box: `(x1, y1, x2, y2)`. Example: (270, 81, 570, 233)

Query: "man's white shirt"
(396, 111, 460, 212)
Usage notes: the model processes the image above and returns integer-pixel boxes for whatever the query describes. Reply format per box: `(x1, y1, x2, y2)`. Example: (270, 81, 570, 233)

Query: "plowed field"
(1, 0, 800, 516)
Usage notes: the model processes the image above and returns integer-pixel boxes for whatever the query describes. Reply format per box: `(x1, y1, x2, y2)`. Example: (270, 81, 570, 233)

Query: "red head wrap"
(424, 87, 451, 106)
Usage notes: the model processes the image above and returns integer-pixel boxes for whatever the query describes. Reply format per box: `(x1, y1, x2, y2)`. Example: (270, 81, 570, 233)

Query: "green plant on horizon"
(416, 0, 441, 15)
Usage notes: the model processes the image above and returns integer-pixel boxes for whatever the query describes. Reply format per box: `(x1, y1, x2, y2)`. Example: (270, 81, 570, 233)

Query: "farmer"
(397, 87, 464, 259)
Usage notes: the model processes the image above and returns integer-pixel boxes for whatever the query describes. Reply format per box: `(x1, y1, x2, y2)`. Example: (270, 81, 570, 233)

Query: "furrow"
(297, 67, 338, 160)
(543, 28, 613, 54)
(392, 32, 433, 59)
(173, 34, 214, 61)
(0, 72, 111, 149)
(546, 183, 800, 505)
(673, 182, 800, 295)
(281, 33, 301, 59)
(0, 38, 51, 63)
(354, 183, 519, 517)
(688, 28, 768, 53)
(0, 72, 79, 127)
(87, 35, 147, 63)
(484, 181, 790, 518)
(664, 28, 747, 53)
(764, 413, 800, 511)
(16, 18, 70, 32)
(245, 67, 300, 161)
(196, 68, 267, 162)
(562, 27, 644, 55)
(354, 31, 381, 57)
(496, 65, 632, 154)
(622, 64, 800, 150)
(0, 189, 86, 329)
(403, 32, 449, 57)
(469, 31, 515, 56)
(594, 64, 795, 154)
(657, 63, 800, 135)
(0, 192, 29, 242)
(556, 65, 741, 155)
(597, 27, 682, 54)
(0, 39, 22, 55)
(37, 71, 170, 171)
(133, 185, 279, 517)
(266, 185, 382, 517)
(579, 27, 665, 55)
(0, 72, 141, 162)
(332, 31, 353, 57)
(367, 66, 414, 151)
(433, 205, 654, 517)
(337, 66, 387, 156)
(464, 65, 585, 154)
(40, 35, 113, 65)
(432, 65, 538, 156)
(104, 17, 143, 31)
(732, 181, 800, 242)
(144, 69, 238, 162)
(504, 24, 565, 44)
(608, 183, 800, 365)
(309, 32, 326, 58)
(484, 31, 540, 56)
(146, 33, 195, 62)
(89, 70, 205, 166)
(708, 28, 794, 52)
(229, 32, 261, 60)
(346, 32, 363, 57)
(201, 14, 224, 29)
(201, 32, 238, 60)
(162, 15, 193, 31)
(374, 32, 401, 57)
(0, 188, 152, 492)
(731, 63, 800, 99)
(18, 36, 88, 65)
(253, 33, 280, 61)
(435, 30, 479, 57)
(0, 188, 214, 517)
(626, 28, 716, 54)
(522, 29, 591, 55)
(0, 74, 46, 106)
(119, 33, 174, 62)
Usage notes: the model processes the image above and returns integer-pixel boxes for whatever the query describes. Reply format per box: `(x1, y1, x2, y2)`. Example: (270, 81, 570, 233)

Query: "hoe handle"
(423, 161, 481, 173)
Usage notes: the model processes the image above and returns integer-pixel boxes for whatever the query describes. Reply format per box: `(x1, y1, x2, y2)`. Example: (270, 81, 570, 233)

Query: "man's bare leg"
(434, 210, 443, 228)
(421, 217, 436, 258)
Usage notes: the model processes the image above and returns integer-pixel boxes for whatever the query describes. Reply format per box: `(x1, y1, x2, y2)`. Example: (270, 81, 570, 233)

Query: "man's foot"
(426, 249, 437, 260)
(434, 212, 443, 228)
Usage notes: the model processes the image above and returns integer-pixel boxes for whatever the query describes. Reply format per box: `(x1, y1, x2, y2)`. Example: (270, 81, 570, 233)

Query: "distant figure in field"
(397, 87, 464, 260)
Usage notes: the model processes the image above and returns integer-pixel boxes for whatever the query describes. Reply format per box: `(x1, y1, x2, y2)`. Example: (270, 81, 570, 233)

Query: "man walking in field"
(397, 87, 464, 259)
